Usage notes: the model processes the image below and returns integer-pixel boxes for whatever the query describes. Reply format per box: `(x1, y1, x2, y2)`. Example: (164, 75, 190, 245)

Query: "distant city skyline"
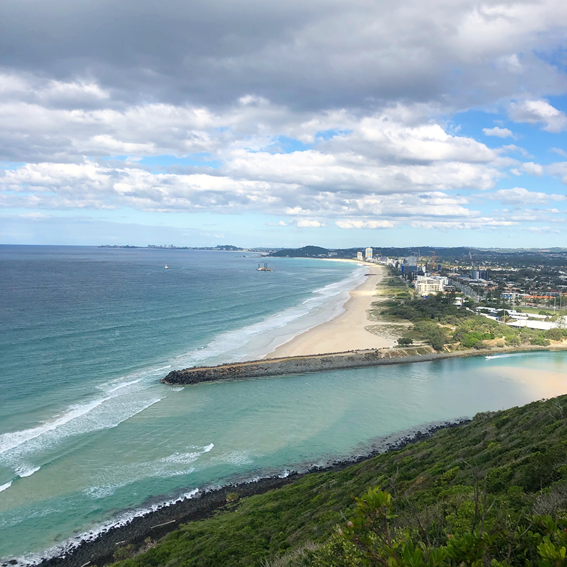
(1, 0, 566, 247)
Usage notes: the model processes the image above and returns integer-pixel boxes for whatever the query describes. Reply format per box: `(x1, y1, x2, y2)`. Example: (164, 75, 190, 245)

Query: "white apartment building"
(357, 251, 363, 260)
(415, 275, 448, 296)
(365, 247, 373, 260)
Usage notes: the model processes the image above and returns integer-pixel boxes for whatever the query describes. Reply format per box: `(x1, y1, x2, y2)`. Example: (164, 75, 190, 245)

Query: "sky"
(1, 0, 567, 248)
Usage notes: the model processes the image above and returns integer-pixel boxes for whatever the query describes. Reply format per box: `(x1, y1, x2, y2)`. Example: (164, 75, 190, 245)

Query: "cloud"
(526, 226, 561, 234)
(549, 161, 567, 185)
(295, 219, 325, 228)
(2, 0, 567, 112)
(483, 127, 514, 138)
(2, 0, 567, 238)
(520, 162, 544, 176)
(488, 187, 566, 205)
(508, 100, 567, 133)
(551, 147, 567, 158)
(335, 220, 395, 229)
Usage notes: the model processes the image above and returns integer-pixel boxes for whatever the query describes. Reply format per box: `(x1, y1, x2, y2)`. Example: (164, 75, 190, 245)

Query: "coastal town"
(270, 244, 567, 327)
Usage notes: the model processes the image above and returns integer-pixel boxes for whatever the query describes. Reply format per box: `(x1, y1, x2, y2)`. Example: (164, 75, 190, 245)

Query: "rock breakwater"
(162, 346, 436, 385)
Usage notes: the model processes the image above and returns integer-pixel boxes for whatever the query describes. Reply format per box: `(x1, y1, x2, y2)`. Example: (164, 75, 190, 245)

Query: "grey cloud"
(2, 0, 567, 111)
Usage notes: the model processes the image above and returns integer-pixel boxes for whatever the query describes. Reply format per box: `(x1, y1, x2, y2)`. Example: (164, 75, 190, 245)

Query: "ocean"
(0, 246, 566, 562)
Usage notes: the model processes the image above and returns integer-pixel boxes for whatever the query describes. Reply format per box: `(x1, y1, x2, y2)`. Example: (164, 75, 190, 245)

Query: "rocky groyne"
(162, 344, 567, 386)
(162, 346, 436, 385)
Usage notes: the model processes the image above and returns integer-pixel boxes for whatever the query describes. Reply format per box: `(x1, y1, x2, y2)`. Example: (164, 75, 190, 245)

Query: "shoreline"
(266, 263, 394, 358)
(31, 418, 470, 567)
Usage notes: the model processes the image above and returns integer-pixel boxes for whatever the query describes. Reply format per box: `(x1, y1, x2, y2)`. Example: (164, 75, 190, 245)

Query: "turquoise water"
(0, 246, 566, 561)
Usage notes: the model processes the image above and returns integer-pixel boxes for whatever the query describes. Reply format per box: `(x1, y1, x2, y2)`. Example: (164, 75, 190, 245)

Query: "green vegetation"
(271, 246, 331, 258)
(112, 396, 567, 567)
(380, 294, 565, 351)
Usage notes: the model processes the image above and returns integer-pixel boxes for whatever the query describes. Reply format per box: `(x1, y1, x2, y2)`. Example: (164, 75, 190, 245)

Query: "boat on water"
(165, 264, 169, 269)
(257, 262, 274, 272)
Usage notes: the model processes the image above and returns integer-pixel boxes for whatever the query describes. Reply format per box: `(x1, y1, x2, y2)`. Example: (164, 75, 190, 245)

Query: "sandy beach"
(267, 262, 395, 358)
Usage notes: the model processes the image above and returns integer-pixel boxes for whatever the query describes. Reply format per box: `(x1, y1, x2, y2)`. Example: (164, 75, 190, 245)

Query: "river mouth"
(2, 350, 566, 563)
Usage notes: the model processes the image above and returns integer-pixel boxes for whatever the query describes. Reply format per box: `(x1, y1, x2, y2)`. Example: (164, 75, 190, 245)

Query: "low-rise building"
(415, 275, 447, 296)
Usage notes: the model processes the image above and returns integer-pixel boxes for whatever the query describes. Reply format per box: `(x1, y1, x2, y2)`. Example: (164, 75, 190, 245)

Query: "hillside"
(270, 246, 331, 258)
(111, 395, 567, 567)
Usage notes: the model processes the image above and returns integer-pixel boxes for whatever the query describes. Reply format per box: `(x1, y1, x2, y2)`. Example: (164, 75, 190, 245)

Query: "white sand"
(266, 263, 395, 358)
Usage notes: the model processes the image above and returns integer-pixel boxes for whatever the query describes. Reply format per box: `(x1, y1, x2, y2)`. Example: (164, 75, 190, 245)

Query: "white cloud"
(488, 187, 566, 205)
(520, 162, 544, 176)
(551, 147, 567, 158)
(483, 127, 514, 138)
(508, 100, 567, 133)
(295, 219, 325, 228)
(335, 220, 395, 229)
(527, 226, 561, 234)
(549, 161, 567, 185)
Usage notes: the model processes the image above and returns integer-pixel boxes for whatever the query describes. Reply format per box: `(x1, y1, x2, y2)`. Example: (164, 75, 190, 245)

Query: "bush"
(413, 321, 447, 351)
(506, 336, 521, 346)
(397, 337, 413, 346)
(530, 336, 551, 346)
(546, 328, 564, 341)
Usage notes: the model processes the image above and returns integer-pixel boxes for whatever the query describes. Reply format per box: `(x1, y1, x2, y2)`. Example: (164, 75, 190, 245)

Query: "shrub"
(546, 328, 564, 341)
(397, 337, 413, 346)
(413, 321, 448, 350)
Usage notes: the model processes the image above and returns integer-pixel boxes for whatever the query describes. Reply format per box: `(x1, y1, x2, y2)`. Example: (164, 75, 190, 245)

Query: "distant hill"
(270, 245, 331, 257)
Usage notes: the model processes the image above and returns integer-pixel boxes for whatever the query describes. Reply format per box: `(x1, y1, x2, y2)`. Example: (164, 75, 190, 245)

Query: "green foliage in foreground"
(112, 396, 567, 567)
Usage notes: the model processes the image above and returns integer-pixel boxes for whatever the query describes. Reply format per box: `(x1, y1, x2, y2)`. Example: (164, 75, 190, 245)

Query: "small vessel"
(165, 264, 169, 269)
(257, 262, 274, 272)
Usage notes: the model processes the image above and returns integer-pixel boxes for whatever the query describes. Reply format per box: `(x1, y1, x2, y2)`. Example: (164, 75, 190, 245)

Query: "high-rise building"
(357, 251, 363, 260)
(365, 247, 373, 260)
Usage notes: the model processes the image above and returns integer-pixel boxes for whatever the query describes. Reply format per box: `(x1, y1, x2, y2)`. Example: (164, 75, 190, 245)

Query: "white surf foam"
(485, 353, 534, 360)
(171, 265, 367, 367)
(0, 480, 13, 492)
(9, 488, 201, 566)
(16, 465, 40, 478)
(1, 397, 162, 466)
(85, 444, 214, 494)
(105, 378, 143, 393)
(0, 398, 108, 455)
